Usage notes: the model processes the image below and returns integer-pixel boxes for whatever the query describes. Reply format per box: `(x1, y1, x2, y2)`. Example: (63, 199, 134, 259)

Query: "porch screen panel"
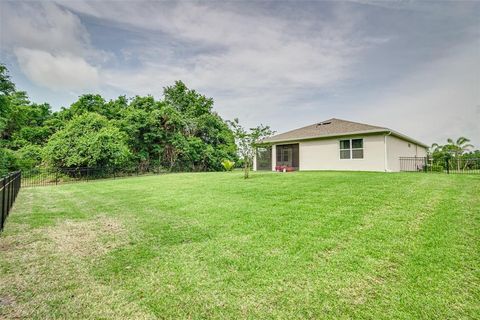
(256, 147, 272, 170)
(292, 144, 299, 168)
(275, 144, 299, 170)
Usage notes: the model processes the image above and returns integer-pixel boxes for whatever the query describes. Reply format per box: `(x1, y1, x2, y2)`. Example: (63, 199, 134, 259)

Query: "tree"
(445, 137, 474, 171)
(69, 94, 106, 117)
(43, 113, 131, 168)
(430, 143, 442, 154)
(117, 106, 155, 167)
(163, 80, 213, 117)
(0, 64, 15, 95)
(0, 64, 16, 139)
(0, 64, 240, 174)
(158, 82, 237, 171)
(2, 93, 50, 143)
(430, 137, 477, 171)
(228, 118, 273, 179)
(429, 142, 446, 164)
(463, 150, 480, 159)
(0, 148, 18, 177)
(16, 145, 43, 170)
(445, 137, 474, 157)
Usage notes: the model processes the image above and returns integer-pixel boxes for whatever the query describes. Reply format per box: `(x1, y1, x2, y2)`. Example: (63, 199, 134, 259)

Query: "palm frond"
(456, 137, 470, 145)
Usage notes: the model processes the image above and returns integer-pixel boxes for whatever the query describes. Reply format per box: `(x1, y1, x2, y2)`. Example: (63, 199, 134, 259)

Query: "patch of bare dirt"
(0, 295, 15, 307)
(46, 216, 126, 258)
(0, 217, 157, 319)
(0, 241, 13, 252)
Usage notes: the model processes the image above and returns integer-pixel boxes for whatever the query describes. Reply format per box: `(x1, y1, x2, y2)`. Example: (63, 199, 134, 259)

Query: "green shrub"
(16, 144, 43, 170)
(43, 113, 131, 168)
(428, 164, 444, 172)
(0, 147, 18, 176)
(221, 159, 235, 171)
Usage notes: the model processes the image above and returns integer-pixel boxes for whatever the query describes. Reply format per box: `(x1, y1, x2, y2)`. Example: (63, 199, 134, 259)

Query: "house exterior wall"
(386, 135, 427, 172)
(259, 133, 426, 172)
(294, 134, 386, 172)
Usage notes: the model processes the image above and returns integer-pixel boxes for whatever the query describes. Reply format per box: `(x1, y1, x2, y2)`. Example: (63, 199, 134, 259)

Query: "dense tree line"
(0, 65, 237, 176)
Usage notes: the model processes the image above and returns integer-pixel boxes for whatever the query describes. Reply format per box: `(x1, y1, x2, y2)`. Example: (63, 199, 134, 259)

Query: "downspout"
(384, 131, 392, 172)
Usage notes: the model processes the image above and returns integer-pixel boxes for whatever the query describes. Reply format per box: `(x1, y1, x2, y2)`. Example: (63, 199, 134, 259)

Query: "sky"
(1, 0, 479, 147)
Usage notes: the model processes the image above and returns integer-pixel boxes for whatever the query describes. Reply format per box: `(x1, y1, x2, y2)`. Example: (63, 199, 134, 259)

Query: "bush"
(0, 147, 18, 176)
(16, 144, 43, 170)
(427, 164, 443, 172)
(221, 159, 235, 171)
(43, 113, 131, 168)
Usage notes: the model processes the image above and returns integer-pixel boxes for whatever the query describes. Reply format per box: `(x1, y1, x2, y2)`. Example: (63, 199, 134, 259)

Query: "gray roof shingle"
(262, 118, 427, 147)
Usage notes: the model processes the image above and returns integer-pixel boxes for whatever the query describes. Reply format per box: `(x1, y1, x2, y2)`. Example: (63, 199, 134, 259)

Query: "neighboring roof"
(261, 118, 428, 148)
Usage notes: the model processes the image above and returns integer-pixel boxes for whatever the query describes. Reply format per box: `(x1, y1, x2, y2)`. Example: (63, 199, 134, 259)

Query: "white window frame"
(339, 138, 364, 160)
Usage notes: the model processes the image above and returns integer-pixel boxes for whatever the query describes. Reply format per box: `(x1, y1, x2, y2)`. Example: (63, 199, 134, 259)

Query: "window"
(340, 138, 363, 159)
(340, 140, 351, 159)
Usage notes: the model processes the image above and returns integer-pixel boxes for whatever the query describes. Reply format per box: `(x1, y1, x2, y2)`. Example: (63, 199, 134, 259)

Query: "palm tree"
(430, 143, 443, 154)
(445, 137, 474, 171)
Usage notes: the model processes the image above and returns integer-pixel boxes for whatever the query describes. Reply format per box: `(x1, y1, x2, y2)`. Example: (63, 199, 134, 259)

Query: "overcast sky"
(1, 1, 479, 147)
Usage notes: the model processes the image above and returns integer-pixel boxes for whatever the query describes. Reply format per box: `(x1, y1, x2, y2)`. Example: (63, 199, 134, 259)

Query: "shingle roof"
(262, 118, 428, 147)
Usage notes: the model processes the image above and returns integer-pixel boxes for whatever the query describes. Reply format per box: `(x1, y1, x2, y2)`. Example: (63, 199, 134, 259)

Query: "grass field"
(1, 171, 479, 319)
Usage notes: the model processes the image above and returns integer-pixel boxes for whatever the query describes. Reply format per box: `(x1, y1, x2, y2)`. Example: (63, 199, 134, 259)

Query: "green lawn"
(1, 171, 479, 319)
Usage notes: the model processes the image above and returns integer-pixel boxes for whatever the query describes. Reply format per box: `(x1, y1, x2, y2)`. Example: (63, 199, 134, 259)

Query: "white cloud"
(4, 1, 367, 98)
(14, 48, 99, 90)
(57, 1, 366, 89)
(1, 1, 102, 90)
(1, 2, 92, 56)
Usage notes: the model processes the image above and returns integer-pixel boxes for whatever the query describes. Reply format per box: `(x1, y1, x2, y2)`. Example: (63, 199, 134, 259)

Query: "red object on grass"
(275, 165, 294, 172)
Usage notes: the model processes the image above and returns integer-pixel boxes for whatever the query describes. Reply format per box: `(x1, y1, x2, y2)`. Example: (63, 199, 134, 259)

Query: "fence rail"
(21, 165, 168, 188)
(400, 157, 480, 174)
(1, 171, 22, 231)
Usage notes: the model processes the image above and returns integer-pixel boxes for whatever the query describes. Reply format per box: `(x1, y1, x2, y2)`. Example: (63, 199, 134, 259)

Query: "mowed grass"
(1, 171, 479, 319)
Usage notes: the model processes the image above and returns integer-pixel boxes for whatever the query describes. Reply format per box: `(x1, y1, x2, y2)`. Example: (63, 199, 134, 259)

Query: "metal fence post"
(446, 157, 450, 174)
(1, 177, 5, 231)
(17, 172, 21, 199)
(7, 174, 12, 210)
(10, 174, 13, 206)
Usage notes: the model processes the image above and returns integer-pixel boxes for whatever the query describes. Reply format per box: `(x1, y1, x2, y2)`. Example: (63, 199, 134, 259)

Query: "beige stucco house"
(254, 118, 428, 172)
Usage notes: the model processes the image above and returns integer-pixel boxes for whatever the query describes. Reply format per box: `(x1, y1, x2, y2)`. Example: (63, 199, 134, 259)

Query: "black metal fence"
(21, 165, 169, 187)
(400, 157, 480, 174)
(1, 171, 22, 231)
